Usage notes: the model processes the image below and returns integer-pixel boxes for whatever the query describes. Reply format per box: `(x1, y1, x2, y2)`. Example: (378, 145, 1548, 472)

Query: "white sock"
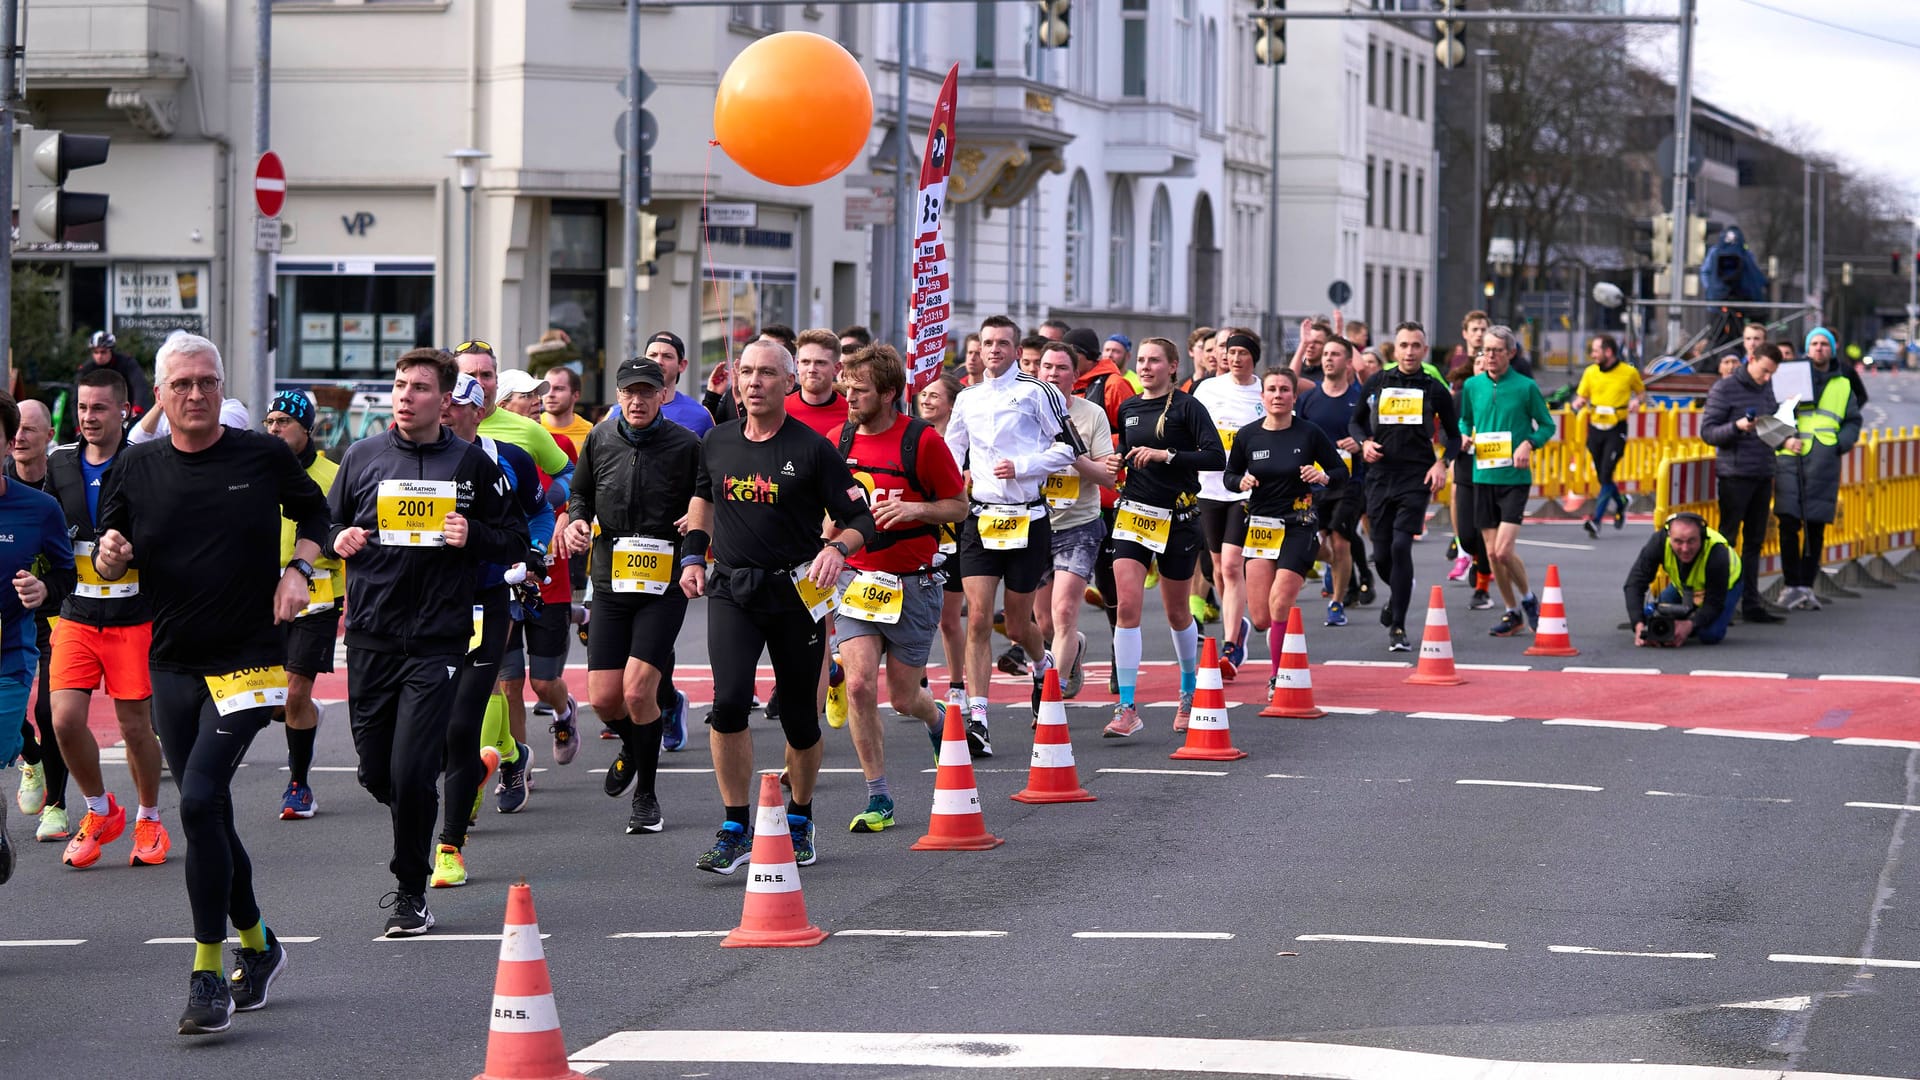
(968, 696, 989, 730)
(84, 794, 109, 817)
(137, 805, 162, 822)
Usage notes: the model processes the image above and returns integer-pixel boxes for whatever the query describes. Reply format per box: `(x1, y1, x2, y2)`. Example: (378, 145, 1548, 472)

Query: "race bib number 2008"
(610, 537, 674, 595)
(204, 666, 289, 717)
(376, 479, 457, 546)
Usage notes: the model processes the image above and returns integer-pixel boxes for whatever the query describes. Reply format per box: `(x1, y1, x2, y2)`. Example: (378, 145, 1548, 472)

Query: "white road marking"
(1456, 663, 1532, 672)
(1544, 718, 1667, 730)
(1770, 954, 1920, 970)
(607, 931, 729, 939)
(1318, 705, 1381, 715)
(147, 936, 320, 944)
(1296, 934, 1508, 950)
(1324, 660, 1412, 668)
(1457, 779, 1602, 792)
(834, 930, 1009, 938)
(1266, 774, 1413, 783)
(1836, 738, 1920, 749)
(371, 933, 550, 943)
(1846, 802, 1920, 812)
(1409, 711, 1512, 722)
(1095, 768, 1229, 777)
(1143, 701, 1181, 709)
(1721, 996, 1813, 1011)
(1548, 945, 1714, 959)
(1819, 674, 1920, 685)
(1645, 790, 1793, 804)
(0, 939, 85, 947)
(1684, 728, 1809, 742)
(1562, 665, 1662, 675)
(568, 1029, 1900, 1078)
(919, 768, 1030, 774)
(1515, 538, 1594, 551)
(1073, 931, 1235, 940)
(1690, 669, 1789, 679)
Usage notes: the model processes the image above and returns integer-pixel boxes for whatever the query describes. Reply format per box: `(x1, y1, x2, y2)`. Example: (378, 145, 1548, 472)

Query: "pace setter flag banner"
(908, 64, 961, 398)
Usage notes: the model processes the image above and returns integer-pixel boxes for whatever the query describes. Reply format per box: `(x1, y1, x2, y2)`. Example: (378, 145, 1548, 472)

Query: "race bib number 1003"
(376, 479, 457, 546)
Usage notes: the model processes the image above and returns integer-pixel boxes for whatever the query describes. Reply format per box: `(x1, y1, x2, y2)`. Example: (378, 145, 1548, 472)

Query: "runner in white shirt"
(1191, 332, 1265, 678)
(944, 315, 1085, 755)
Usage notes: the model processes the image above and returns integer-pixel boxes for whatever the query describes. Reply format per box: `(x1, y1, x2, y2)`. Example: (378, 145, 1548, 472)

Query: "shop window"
(700, 268, 798, 372)
(549, 200, 608, 367)
(276, 262, 434, 383)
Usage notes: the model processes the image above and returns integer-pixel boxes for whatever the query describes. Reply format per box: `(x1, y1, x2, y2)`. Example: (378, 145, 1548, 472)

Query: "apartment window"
(1122, 0, 1149, 99)
(974, 1, 995, 69)
(730, 4, 782, 32)
(1177, 0, 1196, 108)
(1367, 43, 1377, 105)
(1415, 170, 1425, 234)
(1382, 46, 1393, 111)
(1202, 19, 1219, 131)
(1379, 158, 1392, 229)
(1400, 53, 1410, 115)
(838, 4, 858, 51)
(1413, 271, 1424, 324)
(1416, 61, 1426, 120)
(1065, 171, 1093, 305)
(1399, 167, 1409, 234)
(1148, 186, 1173, 312)
(1366, 156, 1376, 227)
(1365, 264, 1376, 329)
(953, 202, 976, 305)
(1109, 179, 1136, 308)
(1397, 268, 1409, 323)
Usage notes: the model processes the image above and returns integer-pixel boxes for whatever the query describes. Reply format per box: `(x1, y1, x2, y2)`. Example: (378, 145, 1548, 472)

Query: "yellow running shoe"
(429, 844, 467, 888)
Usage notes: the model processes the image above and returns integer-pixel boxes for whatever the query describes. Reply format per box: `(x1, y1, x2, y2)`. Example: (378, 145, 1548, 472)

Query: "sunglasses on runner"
(454, 340, 494, 356)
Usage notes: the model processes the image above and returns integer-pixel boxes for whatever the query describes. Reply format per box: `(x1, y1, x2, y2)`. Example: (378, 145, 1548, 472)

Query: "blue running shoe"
(278, 780, 316, 820)
(661, 690, 689, 752)
(1325, 600, 1347, 628)
(696, 822, 752, 875)
(788, 814, 817, 866)
(495, 743, 530, 813)
(1520, 593, 1541, 631)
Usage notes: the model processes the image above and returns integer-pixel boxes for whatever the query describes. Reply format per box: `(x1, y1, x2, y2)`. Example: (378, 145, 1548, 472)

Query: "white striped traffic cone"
(474, 883, 590, 1080)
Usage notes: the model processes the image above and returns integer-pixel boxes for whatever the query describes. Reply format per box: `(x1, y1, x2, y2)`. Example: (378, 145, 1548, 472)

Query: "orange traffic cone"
(913, 704, 1006, 850)
(722, 772, 828, 948)
(474, 883, 590, 1080)
(1013, 669, 1095, 804)
(1405, 585, 1465, 686)
(1258, 607, 1326, 719)
(1524, 564, 1580, 657)
(1171, 637, 1248, 761)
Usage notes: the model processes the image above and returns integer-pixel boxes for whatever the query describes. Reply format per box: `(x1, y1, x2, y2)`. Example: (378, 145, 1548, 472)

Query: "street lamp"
(448, 148, 491, 341)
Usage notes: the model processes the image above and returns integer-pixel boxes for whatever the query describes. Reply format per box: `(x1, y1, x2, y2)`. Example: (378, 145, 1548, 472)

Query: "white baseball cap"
(497, 368, 549, 398)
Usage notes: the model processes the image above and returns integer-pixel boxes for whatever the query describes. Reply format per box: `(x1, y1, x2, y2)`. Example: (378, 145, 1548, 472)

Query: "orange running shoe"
(130, 817, 172, 866)
(61, 794, 126, 869)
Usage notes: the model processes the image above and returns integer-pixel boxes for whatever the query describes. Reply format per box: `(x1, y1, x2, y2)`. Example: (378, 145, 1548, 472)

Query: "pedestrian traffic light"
(637, 211, 679, 272)
(1632, 217, 1655, 260)
(1684, 214, 1708, 267)
(1035, 1, 1069, 49)
(1842, 261, 1853, 287)
(1650, 213, 1673, 266)
(16, 124, 111, 246)
(1253, 1, 1286, 66)
(1435, 0, 1467, 69)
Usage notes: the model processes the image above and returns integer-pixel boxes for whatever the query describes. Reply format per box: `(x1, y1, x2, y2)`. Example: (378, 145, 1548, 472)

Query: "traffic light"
(1650, 213, 1673, 266)
(1036, 1, 1069, 49)
(1435, 0, 1467, 69)
(636, 212, 680, 276)
(1254, 1, 1286, 66)
(1632, 218, 1655, 260)
(1684, 214, 1708, 267)
(17, 124, 111, 246)
(1842, 261, 1853, 288)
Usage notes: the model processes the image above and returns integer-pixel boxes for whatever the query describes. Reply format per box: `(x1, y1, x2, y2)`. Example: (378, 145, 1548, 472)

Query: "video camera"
(1643, 602, 1694, 646)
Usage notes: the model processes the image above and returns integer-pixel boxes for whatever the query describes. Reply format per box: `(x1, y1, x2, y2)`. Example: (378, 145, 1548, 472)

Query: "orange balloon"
(714, 32, 874, 187)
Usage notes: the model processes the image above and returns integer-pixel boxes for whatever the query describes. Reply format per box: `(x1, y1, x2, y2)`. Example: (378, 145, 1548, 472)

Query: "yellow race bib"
(73, 540, 139, 599)
(1472, 431, 1514, 470)
(1113, 500, 1173, 554)
(1243, 515, 1286, 560)
(1041, 472, 1081, 510)
(789, 566, 839, 623)
(1378, 387, 1424, 425)
(610, 537, 674, 595)
(204, 666, 289, 717)
(836, 571, 905, 624)
(376, 479, 456, 546)
(299, 569, 336, 617)
(1217, 426, 1238, 454)
(977, 504, 1032, 551)
(469, 604, 484, 653)
(1590, 404, 1619, 430)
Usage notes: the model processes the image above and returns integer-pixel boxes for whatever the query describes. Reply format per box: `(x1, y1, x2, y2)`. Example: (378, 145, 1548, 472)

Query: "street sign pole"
(250, 0, 272, 429)
(622, 0, 640, 368)
(0, 0, 19, 391)
(1662, 0, 1695, 351)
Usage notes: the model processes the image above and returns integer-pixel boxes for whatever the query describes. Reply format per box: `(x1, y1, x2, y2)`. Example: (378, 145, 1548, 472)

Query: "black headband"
(1224, 333, 1262, 364)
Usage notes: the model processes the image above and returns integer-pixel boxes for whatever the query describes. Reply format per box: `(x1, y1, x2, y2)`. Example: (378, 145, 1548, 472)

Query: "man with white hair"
(129, 334, 249, 442)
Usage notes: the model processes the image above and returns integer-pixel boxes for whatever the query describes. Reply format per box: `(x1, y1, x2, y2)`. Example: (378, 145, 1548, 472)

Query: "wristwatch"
(828, 540, 852, 559)
(285, 557, 316, 582)
(1165, 449, 1177, 464)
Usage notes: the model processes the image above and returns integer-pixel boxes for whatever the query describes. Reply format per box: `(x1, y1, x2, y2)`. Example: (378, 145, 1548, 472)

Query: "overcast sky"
(1633, 0, 1920, 209)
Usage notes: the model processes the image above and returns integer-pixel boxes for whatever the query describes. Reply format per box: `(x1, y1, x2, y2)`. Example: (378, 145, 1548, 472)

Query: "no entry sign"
(255, 152, 286, 218)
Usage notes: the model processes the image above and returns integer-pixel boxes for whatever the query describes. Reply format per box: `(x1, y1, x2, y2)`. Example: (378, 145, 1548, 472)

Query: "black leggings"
(1716, 475, 1773, 609)
(347, 648, 462, 895)
(707, 584, 824, 750)
(1776, 515, 1828, 589)
(443, 585, 511, 849)
(1453, 481, 1491, 576)
(1371, 524, 1419, 629)
(151, 670, 271, 945)
(1094, 507, 1119, 628)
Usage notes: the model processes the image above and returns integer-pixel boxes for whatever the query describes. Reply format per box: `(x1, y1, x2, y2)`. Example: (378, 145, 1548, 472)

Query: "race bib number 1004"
(376, 479, 457, 546)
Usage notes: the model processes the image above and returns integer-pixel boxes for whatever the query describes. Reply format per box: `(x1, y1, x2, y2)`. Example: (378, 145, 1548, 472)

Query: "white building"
(15, 0, 1435, 405)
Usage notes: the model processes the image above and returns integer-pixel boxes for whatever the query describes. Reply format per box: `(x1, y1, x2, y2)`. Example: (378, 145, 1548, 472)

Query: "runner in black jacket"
(326, 349, 528, 937)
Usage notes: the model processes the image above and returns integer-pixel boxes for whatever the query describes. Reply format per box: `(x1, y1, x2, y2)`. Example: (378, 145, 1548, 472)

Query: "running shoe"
(279, 780, 316, 820)
(626, 792, 663, 834)
(849, 795, 895, 833)
(1448, 553, 1472, 581)
(496, 742, 530, 813)
(1219, 640, 1242, 681)
(696, 822, 752, 875)
(662, 690, 689, 751)
(1326, 600, 1348, 627)
(1356, 578, 1377, 606)
(1187, 594, 1209, 623)
(429, 844, 467, 888)
(550, 695, 580, 765)
(1103, 704, 1143, 738)
(996, 644, 1029, 676)
(575, 603, 590, 648)
(826, 656, 849, 729)
(1144, 567, 1160, 592)
(1388, 627, 1412, 652)
(0, 827, 11, 885)
(765, 694, 781, 721)
(228, 928, 287, 1012)
(1615, 505, 1627, 530)
(36, 805, 69, 842)
(178, 969, 234, 1036)
(1062, 631, 1088, 698)
(1489, 611, 1526, 638)
(1582, 519, 1600, 539)
(599, 725, 618, 740)
(1320, 565, 1334, 599)
(130, 818, 172, 867)
(61, 794, 124, 869)
(1173, 691, 1194, 734)
(380, 890, 434, 936)
(789, 814, 817, 867)
(16, 762, 45, 815)
(965, 718, 993, 758)
(1469, 588, 1494, 610)
(474, 746, 500, 823)
(945, 686, 966, 713)
(1520, 594, 1541, 631)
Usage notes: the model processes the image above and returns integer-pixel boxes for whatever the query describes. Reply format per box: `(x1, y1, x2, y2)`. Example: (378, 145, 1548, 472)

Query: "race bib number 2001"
(204, 666, 289, 717)
(376, 479, 457, 546)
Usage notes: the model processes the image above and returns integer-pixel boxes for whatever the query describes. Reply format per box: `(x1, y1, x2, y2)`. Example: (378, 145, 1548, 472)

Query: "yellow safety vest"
(1778, 370, 1852, 456)
(1662, 525, 1740, 600)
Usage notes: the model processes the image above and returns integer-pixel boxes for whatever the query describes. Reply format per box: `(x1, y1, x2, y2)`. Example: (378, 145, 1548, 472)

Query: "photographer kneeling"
(1623, 512, 1741, 647)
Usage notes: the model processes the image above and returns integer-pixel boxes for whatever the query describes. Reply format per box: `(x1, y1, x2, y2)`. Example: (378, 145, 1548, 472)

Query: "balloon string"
(701, 139, 723, 369)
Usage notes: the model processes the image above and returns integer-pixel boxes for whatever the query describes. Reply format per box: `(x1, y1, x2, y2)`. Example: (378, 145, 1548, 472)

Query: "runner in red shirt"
(789, 328, 849, 439)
